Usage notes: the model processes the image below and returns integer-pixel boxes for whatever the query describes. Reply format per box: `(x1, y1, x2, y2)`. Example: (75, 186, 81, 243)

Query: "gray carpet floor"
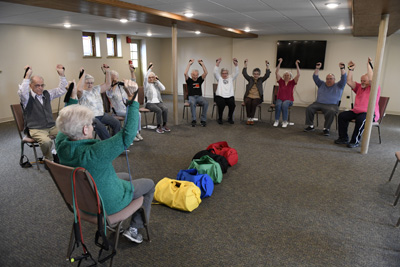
(1, 95, 400, 267)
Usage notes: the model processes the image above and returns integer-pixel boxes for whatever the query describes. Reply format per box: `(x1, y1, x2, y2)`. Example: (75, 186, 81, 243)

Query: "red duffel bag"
(206, 141, 238, 166)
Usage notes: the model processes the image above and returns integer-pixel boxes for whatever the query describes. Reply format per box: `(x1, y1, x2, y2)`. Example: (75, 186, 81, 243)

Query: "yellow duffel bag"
(154, 178, 202, 212)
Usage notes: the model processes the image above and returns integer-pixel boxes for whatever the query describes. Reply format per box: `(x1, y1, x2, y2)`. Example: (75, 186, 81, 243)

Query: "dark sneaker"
(200, 121, 206, 127)
(191, 120, 196, 127)
(323, 129, 330, 136)
(228, 119, 234, 124)
(304, 126, 315, 132)
(334, 138, 349, 144)
(217, 119, 223, 124)
(347, 142, 360, 148)
(123, 227, 143, 243)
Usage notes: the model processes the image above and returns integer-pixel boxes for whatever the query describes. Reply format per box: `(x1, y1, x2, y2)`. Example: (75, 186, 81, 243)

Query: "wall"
(0, 24, 399, 123)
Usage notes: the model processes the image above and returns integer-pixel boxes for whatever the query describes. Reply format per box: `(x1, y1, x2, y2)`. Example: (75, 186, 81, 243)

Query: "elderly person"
(304, 62, 347, 136)
(335, 57, 380, 148)
(242, 59, 271, 125)
(18, 64, 67, 162)
(274, 58, 300, 128)
(184, 59, 209, 127)
(144, 63, 170, 134)
(77, 64, 121, 140)
(214, 57, 239, 124)
(107, 65, 143, 141)
(56, 81, 154, 244)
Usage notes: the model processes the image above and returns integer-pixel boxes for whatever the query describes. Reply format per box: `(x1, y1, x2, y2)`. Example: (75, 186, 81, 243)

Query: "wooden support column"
(171, 23, 179, 125)
(361, 14, 389, 154)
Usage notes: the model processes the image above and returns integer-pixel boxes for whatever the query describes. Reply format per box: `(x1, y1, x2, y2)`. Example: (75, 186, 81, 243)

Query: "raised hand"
(339, 62, 345, 69)
(23, 65, 32, 79)
(348, 61, 355, 70)
(56, 64, 65, 76)
(295, 60, 300, 65)
(316, 62, 322, 69)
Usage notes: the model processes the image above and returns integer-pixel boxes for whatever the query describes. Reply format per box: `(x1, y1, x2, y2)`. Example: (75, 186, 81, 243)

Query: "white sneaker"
(134, 136, 140, 142)
(123, 227, 143, 243)
(273, 120, 279, 127)
(136, 133, 143, 141)
(282, 121, 288, 128)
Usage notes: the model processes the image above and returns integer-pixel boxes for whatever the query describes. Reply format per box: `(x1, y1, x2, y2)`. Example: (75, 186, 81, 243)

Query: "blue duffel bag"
(176, 169, 214, 199)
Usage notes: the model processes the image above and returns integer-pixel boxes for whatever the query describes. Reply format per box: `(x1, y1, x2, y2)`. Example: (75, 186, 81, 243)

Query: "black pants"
(338, 111, 367, 144)
(215, 96, 236, 121)
(244, 97, 262, 118)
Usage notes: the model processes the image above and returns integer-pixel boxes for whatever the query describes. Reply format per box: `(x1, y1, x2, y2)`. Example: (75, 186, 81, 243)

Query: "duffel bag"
(176, 169, 214, 198)
(206, 141, 238, 166)
(154, 178, 201, 212)
(188, 155, 223, 184)
(192, 149, 229, 173)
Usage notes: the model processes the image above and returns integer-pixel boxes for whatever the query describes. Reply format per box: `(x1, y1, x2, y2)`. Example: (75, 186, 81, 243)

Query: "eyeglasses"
(85, 82, 94, 85)
(33, 84, 45, 88)
(148, 76, 156, 79)
(221, 72, 228, 75)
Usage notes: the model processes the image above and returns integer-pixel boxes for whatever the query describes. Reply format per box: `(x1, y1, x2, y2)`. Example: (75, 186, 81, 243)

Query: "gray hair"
(110, 70, 119, 77)
(191, 69, 199, 75)
(283, 71, 293, 79)
(220, 68, 229, 74)
(56, 104, 94, 140)
(30, 75, 44, 84)
(85, 74, 94, 81)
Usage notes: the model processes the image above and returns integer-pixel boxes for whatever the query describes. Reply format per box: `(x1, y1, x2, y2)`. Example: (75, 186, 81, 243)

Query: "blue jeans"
(275, 99, 293, 121)
(188, 95, 209, 122)
(93, 113, 121, 140)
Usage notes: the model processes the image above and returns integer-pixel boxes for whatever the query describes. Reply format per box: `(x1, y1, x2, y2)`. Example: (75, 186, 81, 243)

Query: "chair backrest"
(10, 104, 25, 139)
(377, 96, 390, 124)
(137, 86, 145, 105)
(213, 83, 218, 101)
(101, 92, 111, 113)
(45, 159, 100, 216)
(183, 84, 188, 101)
(271, 85, 279, 104)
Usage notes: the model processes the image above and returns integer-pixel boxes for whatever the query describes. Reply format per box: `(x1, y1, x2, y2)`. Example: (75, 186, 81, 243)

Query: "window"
(107, 34, 117, 57)
(130, 42, 139, 68)
(82, 32, 96, 57)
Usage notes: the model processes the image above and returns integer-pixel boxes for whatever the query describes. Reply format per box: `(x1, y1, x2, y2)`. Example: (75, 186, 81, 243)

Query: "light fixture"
(147, 32, 152, 37)
(325, 2, 340, 9)
(184, 12, 194, 18)
(63, 23, 71, 28)
(244, 27, 250, 33)
(195, 31, 201, 35)
(338, 25, 345, 30)
(120, 18, 128, 23)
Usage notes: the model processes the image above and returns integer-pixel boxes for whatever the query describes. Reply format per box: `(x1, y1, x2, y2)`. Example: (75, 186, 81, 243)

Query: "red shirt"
(352, 83, 380, 121)
(277, 78, 296, 101)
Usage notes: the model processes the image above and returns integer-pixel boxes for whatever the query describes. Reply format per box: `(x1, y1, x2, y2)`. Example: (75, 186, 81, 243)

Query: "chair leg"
(378, 125, 381, 144)
(31, 144, 40, 170)
(66, 223, 75, 260)
(240, 106, 244, 121)
(258, 105, 262, 122)
(393, 182, 400, 206)
(198, 106, 203, 119)
(109, 222, 123, 267)
(211, 104, 215, 118)
(389, 160, 399, 182)
(140, 207, 150, 241)
(396, 217, 400, 227)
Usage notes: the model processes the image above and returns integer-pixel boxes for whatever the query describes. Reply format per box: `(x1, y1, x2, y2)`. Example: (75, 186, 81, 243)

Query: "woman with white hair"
(274, 58, 301, 128)
(144, 63, 170, 134)
(56, 81, 155, 244)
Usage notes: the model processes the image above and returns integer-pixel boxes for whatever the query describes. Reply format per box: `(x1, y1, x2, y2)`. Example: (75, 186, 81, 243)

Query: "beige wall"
(0, 24, 399, 123)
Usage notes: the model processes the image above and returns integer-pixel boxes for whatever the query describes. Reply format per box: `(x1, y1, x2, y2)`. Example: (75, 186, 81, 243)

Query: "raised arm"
(199, 59, 208, 79)
(129, 64, 136, 82)
(261, 60, 271, 82)
(337, 62, 348, 89)
(184, 59, 194, 81)
(242, 59, 250, 81)
(232, 58, 239, 81)
(99, 64, 111, 93)
(313, 62, 323, 87)
(347, 60, 356, 89)
(18, 65, 33, 108)
(76, 68, 85, 99)
(49, 64, 68, 100)
(293, 60, 301, 84)
(276, 58, 283, 81)
(144, 62, 153, 88)
(214, 58, 221, 80)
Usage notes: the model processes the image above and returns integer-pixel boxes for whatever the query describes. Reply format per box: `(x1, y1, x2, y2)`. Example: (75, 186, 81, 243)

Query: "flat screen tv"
(276, 40, 327, 70)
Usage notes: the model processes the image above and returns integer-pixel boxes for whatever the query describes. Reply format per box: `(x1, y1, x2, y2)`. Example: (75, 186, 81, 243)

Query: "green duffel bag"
(188, 155, 223, 184)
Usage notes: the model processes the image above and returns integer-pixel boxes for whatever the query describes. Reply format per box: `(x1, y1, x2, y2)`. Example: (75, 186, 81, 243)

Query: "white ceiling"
(0, 0, 353, 37)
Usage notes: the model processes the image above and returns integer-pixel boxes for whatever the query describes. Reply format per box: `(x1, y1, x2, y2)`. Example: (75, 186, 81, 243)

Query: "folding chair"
(44, 159, 149, 267)
(137, 87, 155, 129)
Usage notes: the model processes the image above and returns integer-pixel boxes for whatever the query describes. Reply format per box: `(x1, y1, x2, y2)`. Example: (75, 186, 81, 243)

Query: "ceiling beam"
(352, 0, 400, 36)
(1, 0, 258, 38)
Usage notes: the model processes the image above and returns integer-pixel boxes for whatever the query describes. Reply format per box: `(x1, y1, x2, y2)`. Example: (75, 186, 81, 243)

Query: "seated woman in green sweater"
(55, 80, 154, 244)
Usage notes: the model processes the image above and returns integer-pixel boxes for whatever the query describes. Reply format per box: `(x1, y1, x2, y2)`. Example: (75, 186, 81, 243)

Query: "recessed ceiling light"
(325, 2, 340, 9)
(338, 25, 345, 30)
(195, 31, 201, 35)
(64, 23, 71, 28)
(120, 18, 128, 23)
(244, 27, 250, 32)
(147, 32, 152, 37)
(184, 12, 194, 18)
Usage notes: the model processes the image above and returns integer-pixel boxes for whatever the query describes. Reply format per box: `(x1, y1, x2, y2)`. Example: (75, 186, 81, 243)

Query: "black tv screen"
(276, 40, 327, 70)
